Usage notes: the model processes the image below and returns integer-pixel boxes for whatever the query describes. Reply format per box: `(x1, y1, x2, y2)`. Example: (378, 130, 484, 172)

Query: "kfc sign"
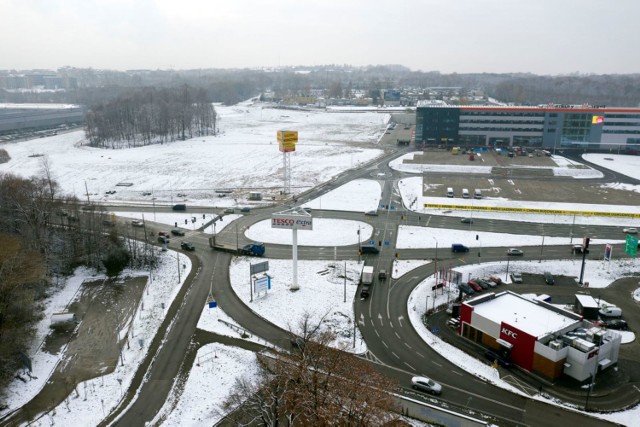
(501, 327, 518, 340)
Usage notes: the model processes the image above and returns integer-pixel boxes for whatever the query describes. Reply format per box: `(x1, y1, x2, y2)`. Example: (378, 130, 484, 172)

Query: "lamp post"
(432, 237, 438, 283)
(152, 197, 157, 222)
(357, 226, 362, 262)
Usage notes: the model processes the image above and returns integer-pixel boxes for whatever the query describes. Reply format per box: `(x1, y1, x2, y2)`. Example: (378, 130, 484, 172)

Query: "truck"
(208, 238, 265, 257)
(360, 266, 374, 298)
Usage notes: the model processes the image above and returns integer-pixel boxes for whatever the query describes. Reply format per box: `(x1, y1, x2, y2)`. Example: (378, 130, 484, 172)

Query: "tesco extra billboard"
(271, 213, 313, 230)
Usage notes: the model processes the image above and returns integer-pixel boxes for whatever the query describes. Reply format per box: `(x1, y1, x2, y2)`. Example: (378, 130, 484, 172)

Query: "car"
(489, 275, 503, 286)
(460, 218, 474, 224)
(171, 228, 185, 236)
(172, 204, 187, 211)
(158, 236, 169, 244)
(485, 350, 512, 368)
(604, 319, 628, 330)
(510, 272, 523, 283)
(599, 305, 622, 318)
(224, 208, 235, 214)
(378, 269, 388, 280)
(303, 207, 312, 213)
(572, 244, 589, 254)
(180, 241, 195, 251)
(544, 271, 554, 285)
(360, 245, 379, 254)
(142, 191, 152, 196)
(411, 376, 442, 395)
(364, 210, 378, 216)
(623, 227, 638, 234)
(158, 231, 170, 237)
(507, 248, 524, 256)
(290, 337, 305, 351)
(177, 193, 187, 198)
(240, 207, 251, 213)
(476, 279, 491, 289)
(468, 280, 482, 292)
(451, 243, 470, 253)
(458, 283, 475, 295)
(131, 219, 144, 227)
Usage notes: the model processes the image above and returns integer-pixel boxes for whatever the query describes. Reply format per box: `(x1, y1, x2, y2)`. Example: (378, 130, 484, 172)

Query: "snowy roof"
(575, 294, 599, 308)
(469, 291, 580, 339)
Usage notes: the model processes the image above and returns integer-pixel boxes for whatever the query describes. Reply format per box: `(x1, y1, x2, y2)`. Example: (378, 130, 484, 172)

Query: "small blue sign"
(369, 240, 374, 245)
(384, 241, 390, 246)
(208, 300, 217, 308)
(390, 205, 395, 210)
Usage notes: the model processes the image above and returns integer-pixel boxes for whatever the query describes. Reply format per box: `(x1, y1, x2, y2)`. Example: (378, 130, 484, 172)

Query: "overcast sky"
(2, 0, 639, 75)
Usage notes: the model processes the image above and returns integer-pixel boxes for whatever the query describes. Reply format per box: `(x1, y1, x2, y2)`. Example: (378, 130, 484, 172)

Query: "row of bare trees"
(224, 315, 400, 426)
(0, 162, 155, 393)
(85, 85, 217, 148)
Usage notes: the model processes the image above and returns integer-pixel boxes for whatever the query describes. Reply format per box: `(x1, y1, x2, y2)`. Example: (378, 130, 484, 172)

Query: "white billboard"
(271, 213, 313, 230)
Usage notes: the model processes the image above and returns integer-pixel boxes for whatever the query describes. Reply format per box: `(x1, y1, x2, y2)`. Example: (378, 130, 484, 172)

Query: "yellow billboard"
(277, 130, 298, 143)
(279, 140, 296, 152)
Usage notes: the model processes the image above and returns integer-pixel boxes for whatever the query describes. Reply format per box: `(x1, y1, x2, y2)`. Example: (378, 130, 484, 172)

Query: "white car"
(623, 227, 638, 234)
(411, 376, 442, 395)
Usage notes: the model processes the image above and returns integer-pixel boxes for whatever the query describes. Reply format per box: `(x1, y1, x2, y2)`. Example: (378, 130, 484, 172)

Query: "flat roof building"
(459, 291, 621, 381)
(415, 101, 640, 152)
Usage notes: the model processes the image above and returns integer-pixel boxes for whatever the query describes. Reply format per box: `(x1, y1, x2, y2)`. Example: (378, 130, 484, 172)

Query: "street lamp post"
(432, 237, 438, 284)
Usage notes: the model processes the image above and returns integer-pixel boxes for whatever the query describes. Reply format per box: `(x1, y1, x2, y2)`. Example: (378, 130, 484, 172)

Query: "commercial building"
(459, 291, 621, 381)
(0, 103, 85, 134)
(415, 101, 640, 152)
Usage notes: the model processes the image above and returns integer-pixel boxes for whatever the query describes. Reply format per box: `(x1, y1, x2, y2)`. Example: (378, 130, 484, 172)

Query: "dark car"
(171, 228, 185, 236)
(485, 350, 512, 368)
(240, 207, 251, 213)
(172, 204, 187, 211)
(604, 319, 628, 330)
(460, 218, 474, 224)
(180, 241, 195, 251)
(475, 279, 490, 289)
(468, 280, 482, 292)
(572, 245, 589, 254)
(458, 283, 475, 295)
(480, 278, 496, 288)
(158, 236, 169, 244)
(544, 271, 554, 285)
(360, 245, 379, 254)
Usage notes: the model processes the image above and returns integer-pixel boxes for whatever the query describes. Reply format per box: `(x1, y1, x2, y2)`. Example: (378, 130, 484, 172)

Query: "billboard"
(277, 130, 298, 143)
(625, 235, 638, 257)
(604, 244, 613, 261)
(592, 115, 604, 124)
(271, 213, 313, 230)
(278, 130, 298, 153)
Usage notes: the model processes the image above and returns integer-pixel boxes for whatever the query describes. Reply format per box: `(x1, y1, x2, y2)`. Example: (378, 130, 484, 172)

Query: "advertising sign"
(254, 275, 271, 293)
(277, 130, 298, 143)
(271, 213, 313, 230)
(592, 115, 604, 124)
(278, 140, 296, 153)
(604, 244, 612, 261)
(625, 235, 638, 257)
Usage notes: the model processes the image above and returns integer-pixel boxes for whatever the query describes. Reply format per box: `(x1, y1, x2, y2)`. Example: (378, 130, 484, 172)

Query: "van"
(361, 245, 379, 254)
(451, 243, 469, 253)
(446, 187, 454, 198)
(172, 204, 187, 211)
(474, 189, 482, 199)
(462, 188, 470, 199)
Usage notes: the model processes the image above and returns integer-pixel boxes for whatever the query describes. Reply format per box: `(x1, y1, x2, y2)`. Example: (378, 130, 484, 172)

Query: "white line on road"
(375, 329, 380, 337)
(404, 342, 412, 349)
(391, 351, 400, 359)
(404, 362, 415, 371)
(394, 332, 401, 339)
(451, 370, 463, 376)
(382, 341, 388, 348)
(416, 352, 425, 359)
(431, 361, 442, 367)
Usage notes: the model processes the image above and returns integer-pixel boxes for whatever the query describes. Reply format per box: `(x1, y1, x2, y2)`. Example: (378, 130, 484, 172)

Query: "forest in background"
(1, 65, 640, 108)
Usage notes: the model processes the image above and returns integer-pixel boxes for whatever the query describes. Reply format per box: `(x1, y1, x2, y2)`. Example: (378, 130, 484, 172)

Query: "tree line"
(85, 85, 217, 149)
(0, 161, 155, 394)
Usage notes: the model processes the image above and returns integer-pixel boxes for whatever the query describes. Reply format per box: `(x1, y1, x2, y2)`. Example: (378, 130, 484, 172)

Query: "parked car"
(604, 319, 628, 330)
(480, 278, 496, 288)
(485, 350, 512, 368)
(544, 271, 555, 285)
(476, 279, 491, 289)
(622, 227, 638, 234)
(411, 376, 442, 395)
(489, 275, 503, 285)
(458, 283, 475, 295)
(510, 272, 523, 283)
(599, 305, 622, 318)
(460, 218, 474, 224)
(171, 228, 185, 236)
(507, 248, 524, 256)
(468, 280, 482, 292)
(131, 219, 144, 227)
(180, 241, 195, 251)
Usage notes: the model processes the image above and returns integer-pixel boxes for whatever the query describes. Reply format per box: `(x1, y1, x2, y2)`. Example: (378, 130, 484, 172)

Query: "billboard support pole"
(291, 228, 299, 290)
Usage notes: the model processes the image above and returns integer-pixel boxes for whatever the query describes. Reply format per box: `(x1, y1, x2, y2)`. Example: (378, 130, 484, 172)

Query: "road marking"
(404, 342, 412, 349)
(431, 361, 442, 367)
(395, 332, 401, 339)
(382, 341, 388, 348)
(374, 329, 380, 337)
(397, 315, 404, 327)
(391, 351, 399, 359)
(378, 313, 384, 326)
(426, 216, 432, 226)
(451, 370, 463, 376)
(416, 352, 425, 359)
(404, 362, 415, 371)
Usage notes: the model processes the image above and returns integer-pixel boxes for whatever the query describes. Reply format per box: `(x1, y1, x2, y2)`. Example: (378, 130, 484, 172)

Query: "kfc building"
(459, 291, 621, 381)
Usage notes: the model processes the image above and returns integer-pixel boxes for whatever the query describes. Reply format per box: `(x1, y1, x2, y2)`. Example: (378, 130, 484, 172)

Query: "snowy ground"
(2, 111, 640, 425)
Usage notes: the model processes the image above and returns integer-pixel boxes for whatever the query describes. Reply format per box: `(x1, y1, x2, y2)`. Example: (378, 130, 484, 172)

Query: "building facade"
(459, 291, 621, 381)
(416, 101, 640, 152)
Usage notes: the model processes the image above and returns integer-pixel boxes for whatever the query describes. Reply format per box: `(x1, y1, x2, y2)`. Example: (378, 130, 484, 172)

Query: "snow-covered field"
(2, 106, 640, 426)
